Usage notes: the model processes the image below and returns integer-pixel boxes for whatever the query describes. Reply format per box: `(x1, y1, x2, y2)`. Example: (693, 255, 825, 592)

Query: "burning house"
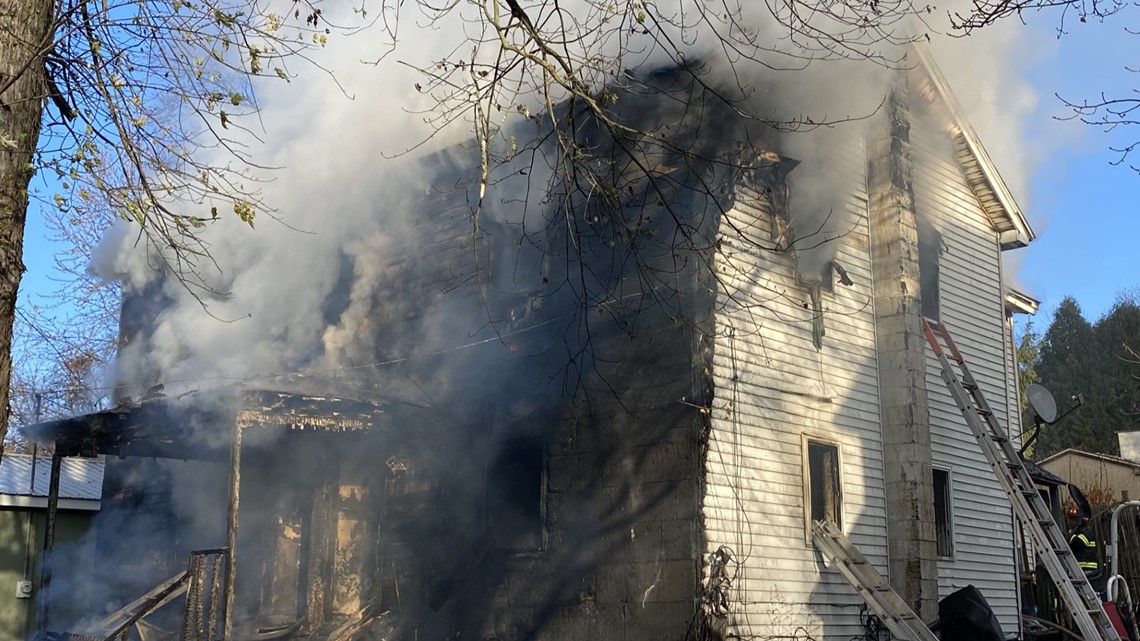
(27, 47, 1035, 641)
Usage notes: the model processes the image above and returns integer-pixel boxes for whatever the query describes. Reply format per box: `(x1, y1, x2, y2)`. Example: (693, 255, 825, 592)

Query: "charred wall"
(368, 326, 706, 641)
(352, 68, 729, 640)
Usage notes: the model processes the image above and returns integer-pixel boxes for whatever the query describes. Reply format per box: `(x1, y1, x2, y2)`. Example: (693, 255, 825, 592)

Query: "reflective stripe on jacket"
(1070, 527, 1099, 571)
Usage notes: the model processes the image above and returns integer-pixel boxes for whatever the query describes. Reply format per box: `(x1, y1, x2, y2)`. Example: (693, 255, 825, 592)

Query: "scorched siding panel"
(911, 112, 1020, 636)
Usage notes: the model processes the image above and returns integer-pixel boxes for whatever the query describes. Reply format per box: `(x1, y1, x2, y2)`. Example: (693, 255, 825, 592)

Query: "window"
(933, 468, 954, 557)
(749, 152, 798, 251)
(486, 438, 544, 550)
(805, 439, 842, 537)
(918, 219, 942, 321)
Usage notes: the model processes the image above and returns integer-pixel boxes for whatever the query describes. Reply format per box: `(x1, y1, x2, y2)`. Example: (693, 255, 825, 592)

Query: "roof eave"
(911, 45, 1037, 250)
(1005, 288, 1040, 316)
(0, 495, 101, 511)
(1000, 229, 1030, 250)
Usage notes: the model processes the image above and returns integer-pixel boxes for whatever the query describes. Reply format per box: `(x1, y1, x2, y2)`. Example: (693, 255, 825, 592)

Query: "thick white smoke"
(90, 1, 1046, 398)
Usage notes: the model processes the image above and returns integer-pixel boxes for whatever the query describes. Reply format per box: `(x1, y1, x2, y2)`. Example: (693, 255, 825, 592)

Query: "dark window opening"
(798, 264, 835, 294)
(487, 438, 544, 550)
(934, 468, 954, 557)
(918, 220, 942, 322)
(807, 441, 842, 529)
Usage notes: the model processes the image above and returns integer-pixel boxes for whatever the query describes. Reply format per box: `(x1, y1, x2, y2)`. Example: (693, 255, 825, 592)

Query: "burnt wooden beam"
(35, 453, 62, 641)
(305, 480, 336, 628)
(222, 421, 242, 641)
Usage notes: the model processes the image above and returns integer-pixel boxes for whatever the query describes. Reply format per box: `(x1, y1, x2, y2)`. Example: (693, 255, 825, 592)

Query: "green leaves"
(233, 200, 255, 226)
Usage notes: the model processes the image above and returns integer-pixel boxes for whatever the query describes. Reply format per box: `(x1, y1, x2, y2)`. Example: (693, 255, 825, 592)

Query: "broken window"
(805, 440, 842, 531)
(918, 219, 942, 321)
(739, 150, 798, 251)
(933, 468, 954, 557)
(487, 438, 544, 551)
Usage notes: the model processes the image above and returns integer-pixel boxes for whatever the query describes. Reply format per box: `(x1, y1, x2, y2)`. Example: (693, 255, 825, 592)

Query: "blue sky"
(20, 193, 61, 312)
(1014, 12, 1140, 325)
(14, 14, 1140, 334)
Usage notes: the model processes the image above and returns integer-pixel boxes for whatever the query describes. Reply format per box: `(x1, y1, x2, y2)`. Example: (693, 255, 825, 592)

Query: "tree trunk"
(0, 1, 54, 455)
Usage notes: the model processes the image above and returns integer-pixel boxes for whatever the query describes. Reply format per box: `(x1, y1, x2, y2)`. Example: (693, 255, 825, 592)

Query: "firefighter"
(1067, 505, 1104, 592)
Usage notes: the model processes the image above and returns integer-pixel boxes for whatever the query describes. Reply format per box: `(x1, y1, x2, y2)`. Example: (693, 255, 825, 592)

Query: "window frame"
(933, 466, 955, 559)
(802, 435, 844, 544)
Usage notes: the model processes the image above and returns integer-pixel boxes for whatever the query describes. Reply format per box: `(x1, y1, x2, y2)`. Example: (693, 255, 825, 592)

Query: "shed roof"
(22, 387, 409, 461)
(0, 453, 104, 500)
(1023, 457, 1068, 486)
(1037, 448, 1140, 470)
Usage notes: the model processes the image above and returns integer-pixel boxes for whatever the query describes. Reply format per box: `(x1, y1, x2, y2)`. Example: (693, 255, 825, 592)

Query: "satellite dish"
(1027, 384, 1059, 424)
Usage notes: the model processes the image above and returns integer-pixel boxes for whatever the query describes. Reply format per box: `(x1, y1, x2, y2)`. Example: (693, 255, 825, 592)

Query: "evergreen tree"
(1034, 298, 1104, 456)
(1092, 298, 1140, 442)
(1033, 296, 1140, 458)
(1015, 320, 1042, 455)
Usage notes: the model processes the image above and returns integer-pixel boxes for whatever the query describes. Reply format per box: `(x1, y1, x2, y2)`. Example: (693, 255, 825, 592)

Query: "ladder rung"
(1054, 547, 1072, 556)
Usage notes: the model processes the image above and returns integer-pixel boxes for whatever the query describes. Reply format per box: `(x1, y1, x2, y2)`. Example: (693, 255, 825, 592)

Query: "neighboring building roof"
(911, 45, 1036, 250)
(1037, 448, 1140, 470)
(0, 453, 104, 511)
(1023, 457, 1068, 486)
(1004, 288, 1040, 316)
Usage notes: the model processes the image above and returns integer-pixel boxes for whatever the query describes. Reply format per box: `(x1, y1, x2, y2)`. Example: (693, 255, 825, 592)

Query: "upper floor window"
(918, 219, 942, 321)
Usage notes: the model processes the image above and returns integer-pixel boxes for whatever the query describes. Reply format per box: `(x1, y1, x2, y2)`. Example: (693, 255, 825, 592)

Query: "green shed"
(0, 453, 102, 640)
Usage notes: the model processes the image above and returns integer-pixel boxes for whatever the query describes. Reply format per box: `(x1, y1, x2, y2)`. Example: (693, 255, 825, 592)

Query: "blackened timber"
(26, 389, 389, 465)
(223, 420, 242, 641)
(236, 390, 381, 433)
(306, 480, 336, 628)
(35, 453, 62, 641)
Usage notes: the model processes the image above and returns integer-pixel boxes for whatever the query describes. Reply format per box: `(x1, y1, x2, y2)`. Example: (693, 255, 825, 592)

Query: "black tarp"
(933, 585, 1004, 641)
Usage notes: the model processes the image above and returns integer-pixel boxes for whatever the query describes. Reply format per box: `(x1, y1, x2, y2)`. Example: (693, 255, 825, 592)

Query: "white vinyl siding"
(703, 133, 889, 641)
(700, 108, 1023, 640)
(911, 111, 1021, 635)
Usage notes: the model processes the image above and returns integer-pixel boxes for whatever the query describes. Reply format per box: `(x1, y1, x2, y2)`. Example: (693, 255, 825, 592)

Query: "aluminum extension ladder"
(812, 520, 939, 641)
(923, 318, 1122, 641)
